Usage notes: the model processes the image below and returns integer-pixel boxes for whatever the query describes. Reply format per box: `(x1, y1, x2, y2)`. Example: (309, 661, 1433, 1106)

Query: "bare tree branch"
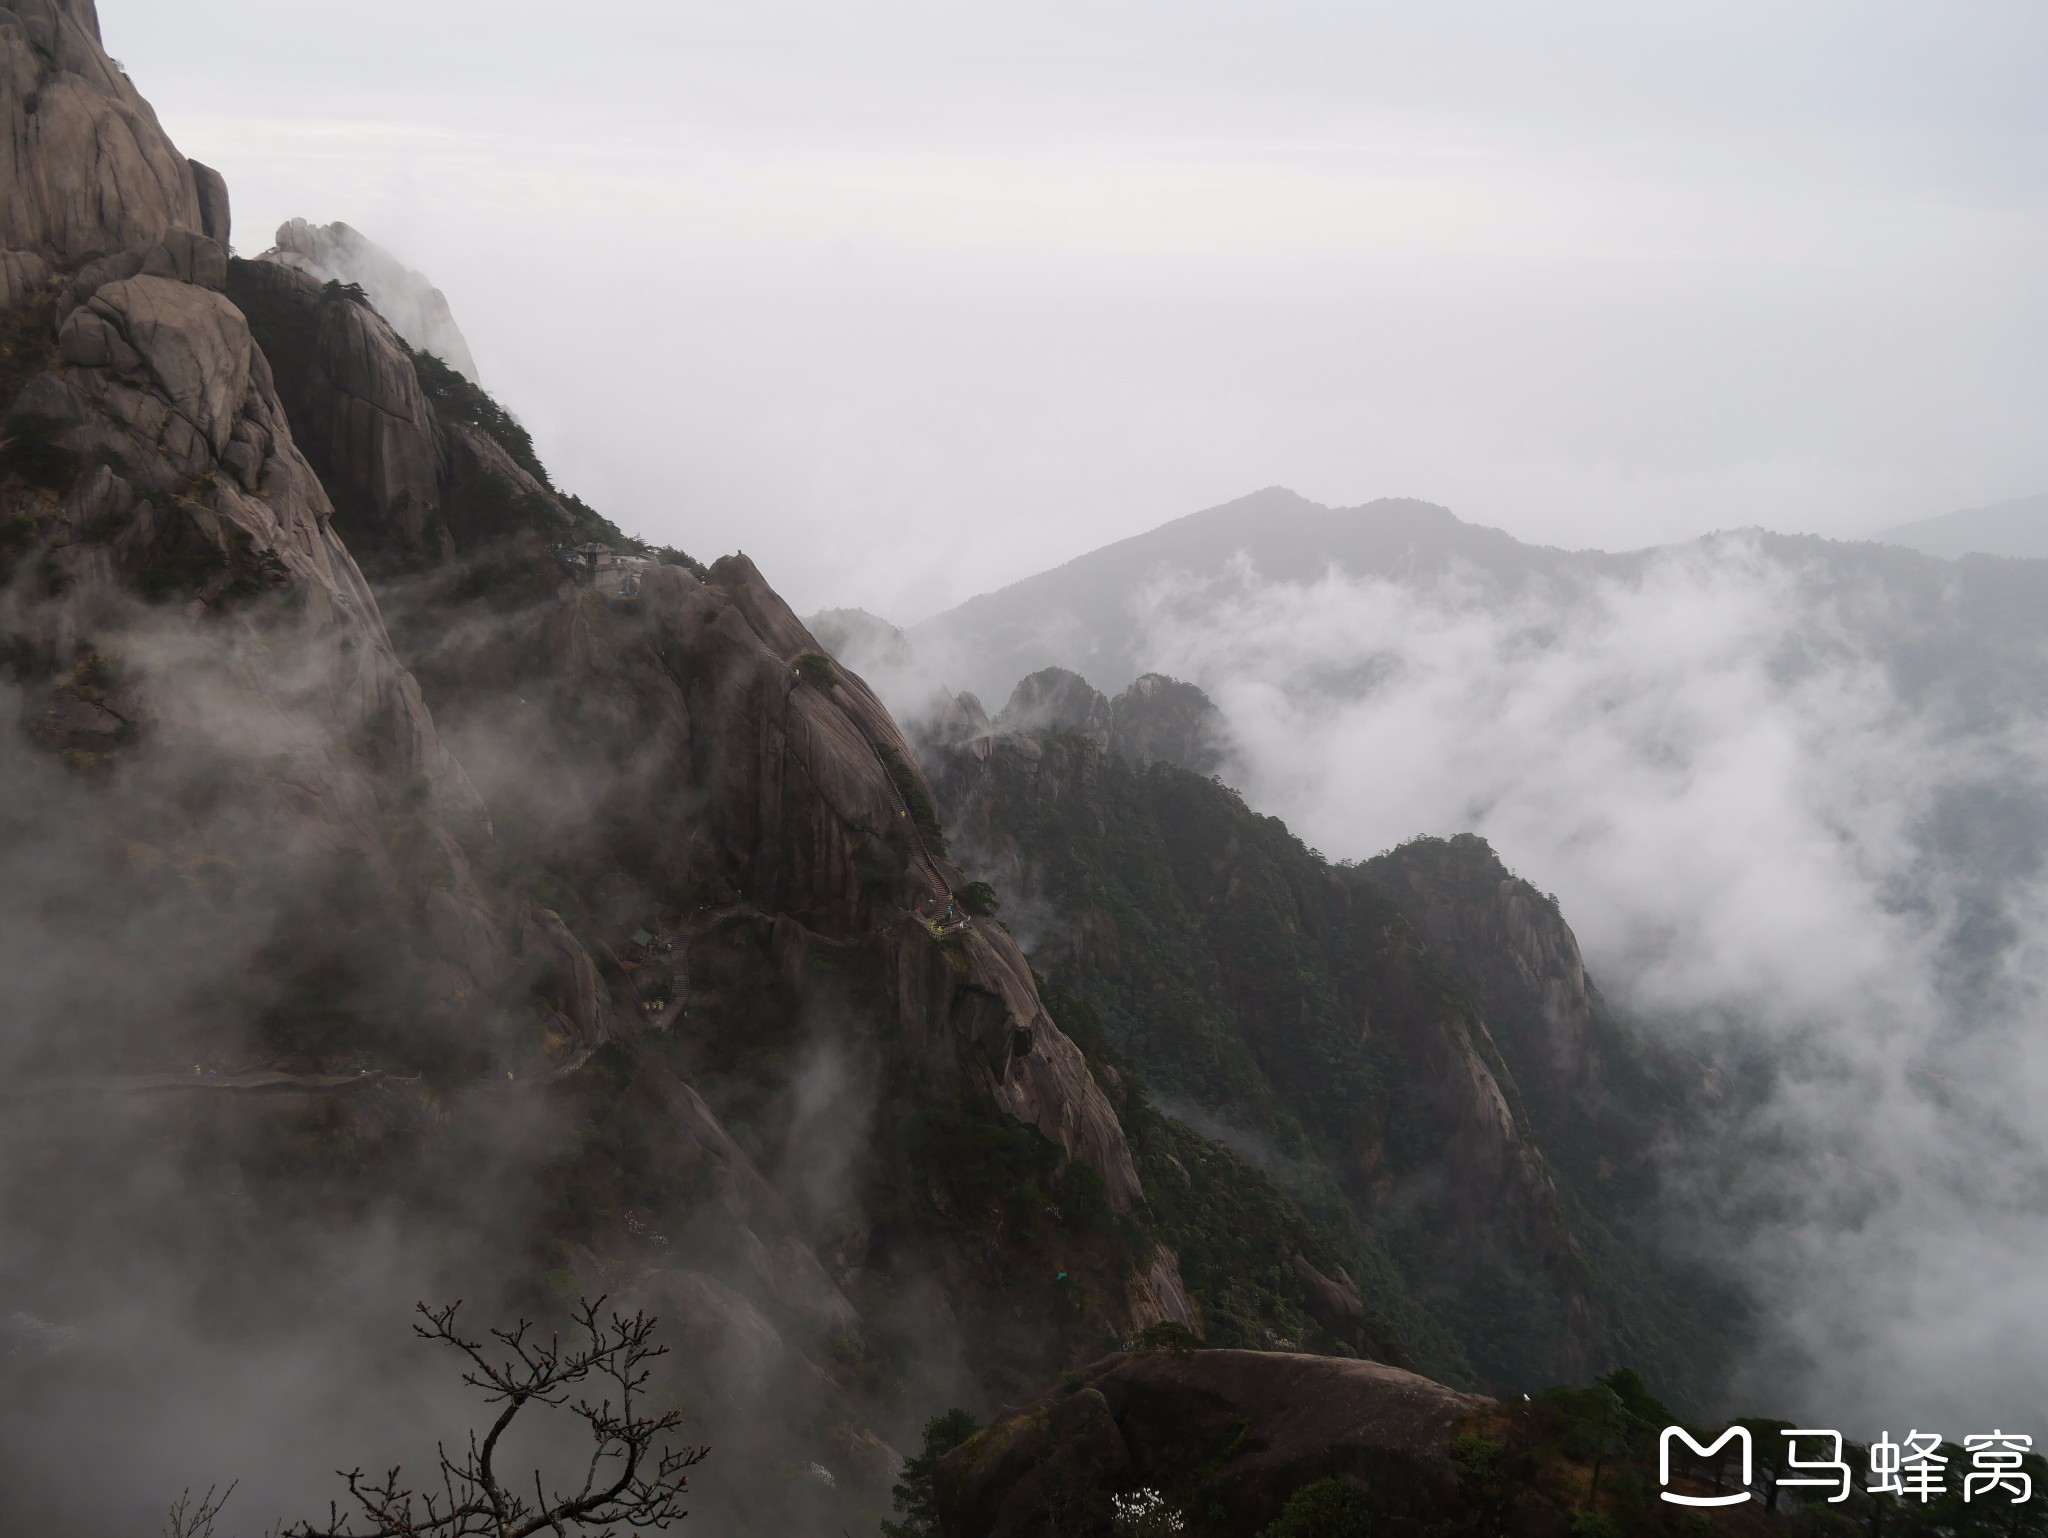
(283, 1297, 706, 1538)
(165, 1482, 237, 1538)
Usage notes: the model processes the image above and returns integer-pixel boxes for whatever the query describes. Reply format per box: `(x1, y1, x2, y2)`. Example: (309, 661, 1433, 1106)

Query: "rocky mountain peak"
(1, 0, 215, 272)
(990, 664, 1225, 774)
(262, 217, 481, 383)
(1107, 671, 1225, 774)
(1364, 832, 1609, 1108)
(996, 664, 1112, 743)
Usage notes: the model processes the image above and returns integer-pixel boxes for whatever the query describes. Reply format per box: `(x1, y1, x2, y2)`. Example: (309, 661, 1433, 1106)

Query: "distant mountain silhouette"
(912, 489, 1611, 701)
(909, 487, 2048, 746)
(1876, 492, 2048, 561)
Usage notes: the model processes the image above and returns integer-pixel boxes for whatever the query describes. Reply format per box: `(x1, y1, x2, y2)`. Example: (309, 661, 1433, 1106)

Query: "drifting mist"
(1114, 533, 2048, 1431)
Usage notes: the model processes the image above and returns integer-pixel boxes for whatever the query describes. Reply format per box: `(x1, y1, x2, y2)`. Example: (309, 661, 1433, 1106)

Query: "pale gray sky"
(102, 0, 2048, 619)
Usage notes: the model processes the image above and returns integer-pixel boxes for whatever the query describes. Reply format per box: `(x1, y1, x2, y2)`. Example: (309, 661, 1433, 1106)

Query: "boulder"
(188, 157, 230, 247)
(64, 274, 251, 453)
(0, 247, 48, 306)
(937, 1348, 1489, 1538)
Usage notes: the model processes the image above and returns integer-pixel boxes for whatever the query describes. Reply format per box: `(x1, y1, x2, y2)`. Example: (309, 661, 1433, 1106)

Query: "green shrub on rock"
(882, 1407, 979, 1538)
(954, 880, 1000, 916)
(1259, 1478, 1376, 1537)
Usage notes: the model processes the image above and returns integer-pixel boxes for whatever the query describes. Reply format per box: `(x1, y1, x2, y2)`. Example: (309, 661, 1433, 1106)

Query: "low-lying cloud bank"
(1113, 536, 2048, 1431)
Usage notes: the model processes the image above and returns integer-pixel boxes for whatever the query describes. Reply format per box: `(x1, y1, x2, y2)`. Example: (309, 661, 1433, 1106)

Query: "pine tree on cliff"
(882, 1408, 980, 1538)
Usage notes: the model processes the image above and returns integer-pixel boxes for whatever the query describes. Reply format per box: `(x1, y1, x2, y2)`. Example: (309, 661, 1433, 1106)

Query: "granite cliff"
(0, 5, 1193, 1531)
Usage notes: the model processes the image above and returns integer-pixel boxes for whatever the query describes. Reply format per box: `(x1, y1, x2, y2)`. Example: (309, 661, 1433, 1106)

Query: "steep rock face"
(226, 253, 610, 568)
(1365, 834, 1607, 1114)
(221, 213, 1191, 1395)
(187, 157, 229, 246)
(0, 0, 207, 266)
(0, 8, 1197, 1529)
(936, 1349, 1489, 1538)
(0, 8, 875, 1512)
(223, 237, 1151, 1212)
(4, 267, 515, 1033)
(292, 270, 442, 548)
(324, 527, 1151, 1217)
(0, 58, 560, 1072)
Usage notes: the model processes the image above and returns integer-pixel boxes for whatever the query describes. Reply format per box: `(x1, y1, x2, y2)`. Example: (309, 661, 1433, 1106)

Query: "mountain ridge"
(1875, 489, 2048, 561)
(911, 489, 1585, 701)
(917, 683, 1739, 1407)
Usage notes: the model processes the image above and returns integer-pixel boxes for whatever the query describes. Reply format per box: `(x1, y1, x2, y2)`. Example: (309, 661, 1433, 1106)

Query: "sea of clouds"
(1119, 537, 2048, 1433)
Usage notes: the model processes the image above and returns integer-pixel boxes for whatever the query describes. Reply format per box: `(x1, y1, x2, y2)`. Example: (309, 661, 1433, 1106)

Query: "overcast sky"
(102, 0, 2048, 620)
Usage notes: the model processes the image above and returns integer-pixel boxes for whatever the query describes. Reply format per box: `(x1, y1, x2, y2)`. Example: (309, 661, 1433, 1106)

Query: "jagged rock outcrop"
(0, 0, 552, 1064)
(1108, 670, 1226, 774)
(993, 665, 1226, 775)
(997, 665, 1112, 745)
(210, 197, 1186, 1399)
(227, 252, 581, 565)
(263, 217, 481, 382)
(1366, 833, 1606, 1110)
(220, 221, 1163, 1228)
(0, 0, 208, 267)
(936, 1349, 1490, 1538)
(207, 131, 1188, 1393)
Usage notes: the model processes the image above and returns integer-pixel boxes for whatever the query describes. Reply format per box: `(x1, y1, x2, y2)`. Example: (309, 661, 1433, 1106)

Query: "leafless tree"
(285, 1297, 706, 1538)
(165, 1482, 238, 1538)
